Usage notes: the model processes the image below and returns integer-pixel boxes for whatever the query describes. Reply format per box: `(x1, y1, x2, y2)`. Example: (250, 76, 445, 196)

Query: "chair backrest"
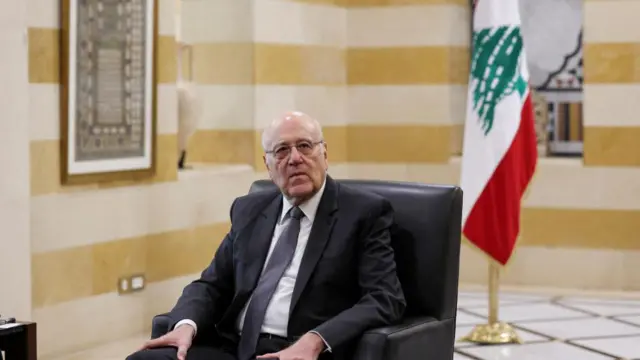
(248, 179, 462, 321)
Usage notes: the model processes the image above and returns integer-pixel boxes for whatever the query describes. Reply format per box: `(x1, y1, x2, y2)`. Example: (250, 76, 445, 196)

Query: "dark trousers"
(126, 336, 291, 360)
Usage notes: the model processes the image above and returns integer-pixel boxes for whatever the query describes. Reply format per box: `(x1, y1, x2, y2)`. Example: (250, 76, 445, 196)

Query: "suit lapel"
(242, 194, 281, 293)
(218, 193, 281, 333)
(290, 177, 339, 313)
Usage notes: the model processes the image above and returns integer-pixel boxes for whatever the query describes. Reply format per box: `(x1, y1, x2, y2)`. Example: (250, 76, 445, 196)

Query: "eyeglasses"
(266, 140, 324, 160)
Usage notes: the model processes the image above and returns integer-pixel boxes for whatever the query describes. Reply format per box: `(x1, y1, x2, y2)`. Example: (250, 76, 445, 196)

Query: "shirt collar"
(280, 177, 326, 224)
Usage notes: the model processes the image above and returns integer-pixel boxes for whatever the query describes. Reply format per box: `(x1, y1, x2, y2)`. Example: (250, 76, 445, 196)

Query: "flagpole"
(488, 261, 499, 324)
(460, 260, 522, 345)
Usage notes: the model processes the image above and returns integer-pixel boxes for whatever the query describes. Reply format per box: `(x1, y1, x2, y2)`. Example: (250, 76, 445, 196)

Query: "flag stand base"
(459, 322, 522, 344)
(459, 260, 523, 345)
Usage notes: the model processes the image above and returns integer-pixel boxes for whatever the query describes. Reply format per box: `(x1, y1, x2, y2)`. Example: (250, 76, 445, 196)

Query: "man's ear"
(263, 155, 268, 170)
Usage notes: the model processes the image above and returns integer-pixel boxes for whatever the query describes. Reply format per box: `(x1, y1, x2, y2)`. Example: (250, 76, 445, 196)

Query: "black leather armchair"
(150, 179, 463, 360)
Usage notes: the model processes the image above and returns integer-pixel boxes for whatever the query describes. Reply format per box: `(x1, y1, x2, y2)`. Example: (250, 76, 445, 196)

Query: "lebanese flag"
(460, 0, 538, 266)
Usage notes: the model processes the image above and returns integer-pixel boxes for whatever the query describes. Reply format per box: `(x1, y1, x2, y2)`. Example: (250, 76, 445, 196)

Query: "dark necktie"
(237, 206, 305, 360)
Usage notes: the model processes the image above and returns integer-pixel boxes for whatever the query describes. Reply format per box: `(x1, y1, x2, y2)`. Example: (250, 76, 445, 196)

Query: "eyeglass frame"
(264, 140, 325, 160)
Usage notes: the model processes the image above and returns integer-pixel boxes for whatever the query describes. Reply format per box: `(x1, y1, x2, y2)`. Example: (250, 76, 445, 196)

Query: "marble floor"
(46, 289, 640, 360)
(455, 290, 640, 360)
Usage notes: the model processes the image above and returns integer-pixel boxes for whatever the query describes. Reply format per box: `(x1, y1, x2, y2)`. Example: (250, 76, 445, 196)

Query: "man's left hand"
(257, 332, 325, 360)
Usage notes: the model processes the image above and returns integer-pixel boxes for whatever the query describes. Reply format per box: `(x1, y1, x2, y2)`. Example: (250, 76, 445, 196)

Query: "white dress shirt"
(176, 179, 330, 350)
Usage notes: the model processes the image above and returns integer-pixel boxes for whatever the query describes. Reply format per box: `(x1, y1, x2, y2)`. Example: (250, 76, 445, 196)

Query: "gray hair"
(261, 111, 324, 151)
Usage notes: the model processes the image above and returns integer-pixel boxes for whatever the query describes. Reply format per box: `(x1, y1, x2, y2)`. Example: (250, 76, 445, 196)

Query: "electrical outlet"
(117, 273, 146, 295)
(117, 276, 130, 294)
(131, 274, 146, 291)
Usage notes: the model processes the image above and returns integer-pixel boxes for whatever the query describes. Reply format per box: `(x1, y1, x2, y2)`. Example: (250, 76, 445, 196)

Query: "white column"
(0, 0, 31, 320)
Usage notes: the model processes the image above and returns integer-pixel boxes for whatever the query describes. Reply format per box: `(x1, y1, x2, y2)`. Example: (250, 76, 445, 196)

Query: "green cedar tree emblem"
(470, 26, 528, 135)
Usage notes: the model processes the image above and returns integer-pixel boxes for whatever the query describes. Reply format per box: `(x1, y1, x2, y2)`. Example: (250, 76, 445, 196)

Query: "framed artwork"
(60, 0, 158, 185)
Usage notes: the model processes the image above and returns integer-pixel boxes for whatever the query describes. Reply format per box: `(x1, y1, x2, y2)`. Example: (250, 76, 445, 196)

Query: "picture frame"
(60, 0, 158, 185)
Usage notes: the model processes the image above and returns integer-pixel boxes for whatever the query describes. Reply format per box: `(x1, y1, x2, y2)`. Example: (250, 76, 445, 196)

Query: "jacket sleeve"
(312, 198, 406, 349)
(167, 199, 238, 332)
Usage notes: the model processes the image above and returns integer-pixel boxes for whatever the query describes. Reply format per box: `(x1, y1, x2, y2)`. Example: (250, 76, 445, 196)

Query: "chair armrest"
(151, 313, 172, 339)
(353, 317, 456, 360)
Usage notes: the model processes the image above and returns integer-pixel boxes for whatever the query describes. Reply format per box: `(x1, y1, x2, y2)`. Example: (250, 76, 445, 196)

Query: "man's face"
(264, 119, 328, 203)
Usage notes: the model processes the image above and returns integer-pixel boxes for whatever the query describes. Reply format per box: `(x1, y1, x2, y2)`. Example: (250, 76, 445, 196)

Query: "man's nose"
(288, 147, 303, 163)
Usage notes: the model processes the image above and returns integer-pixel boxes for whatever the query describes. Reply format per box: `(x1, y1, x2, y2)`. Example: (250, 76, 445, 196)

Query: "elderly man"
(127, 111, 406, 360)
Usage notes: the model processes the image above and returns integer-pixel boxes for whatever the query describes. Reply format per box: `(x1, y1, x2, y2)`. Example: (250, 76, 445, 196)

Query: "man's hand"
(138, 324, 195, 360)
(257, 332, 325, 360)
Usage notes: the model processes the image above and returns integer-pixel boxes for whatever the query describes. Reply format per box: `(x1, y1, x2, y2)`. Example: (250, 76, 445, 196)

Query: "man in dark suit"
(127, 111, 406, 360)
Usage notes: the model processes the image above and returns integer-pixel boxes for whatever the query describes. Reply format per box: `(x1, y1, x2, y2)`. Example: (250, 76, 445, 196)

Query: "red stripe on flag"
(463, 94, 538, 265)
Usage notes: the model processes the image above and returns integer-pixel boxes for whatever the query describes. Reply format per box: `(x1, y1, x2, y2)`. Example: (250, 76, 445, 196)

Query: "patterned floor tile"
(558, 296, 640, 307)
(454, 352, 476, 360)
(457, 310, 488, 326)
(515, 317, 640, 340)
(458, 297, 536, 308)
(571, 335, 640, 359)
(458, 341, 614, 360)
(554, 301, 640, 317)
(615, 314, 640, 327)
(462, 302, 594, 323)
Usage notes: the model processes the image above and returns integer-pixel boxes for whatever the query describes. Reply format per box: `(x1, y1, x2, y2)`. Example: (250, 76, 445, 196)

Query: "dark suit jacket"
(168, 176, 406, 359)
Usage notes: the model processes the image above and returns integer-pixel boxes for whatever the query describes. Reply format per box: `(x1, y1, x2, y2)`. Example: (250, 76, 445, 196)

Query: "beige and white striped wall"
(345, 0, 469, 177)
(179, 0, 469, 172)
(0, 0, 31, 327)
(178, 0, 256, 166)
(180, 0, 349, 173)
(27, 0, 257, 357)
